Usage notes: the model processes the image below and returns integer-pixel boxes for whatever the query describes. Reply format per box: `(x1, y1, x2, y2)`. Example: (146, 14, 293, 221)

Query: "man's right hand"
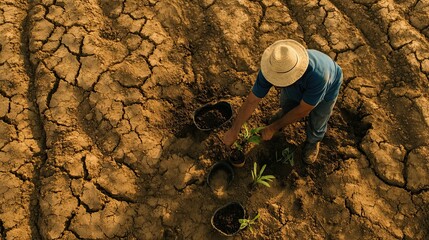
(222, 128, 239, 147)
(222, 92, 262, 147)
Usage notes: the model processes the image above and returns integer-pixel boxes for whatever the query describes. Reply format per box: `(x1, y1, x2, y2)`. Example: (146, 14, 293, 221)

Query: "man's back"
(286, 49, 343, 106)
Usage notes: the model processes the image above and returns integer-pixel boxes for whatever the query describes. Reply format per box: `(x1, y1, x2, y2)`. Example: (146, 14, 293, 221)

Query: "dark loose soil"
(195, 108, 228, 130)
(230, 149, 245, 164)
(212, 203, 245, 235)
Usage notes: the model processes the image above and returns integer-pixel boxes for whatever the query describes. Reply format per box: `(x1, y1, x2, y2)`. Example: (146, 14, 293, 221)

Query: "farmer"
(222, 39, 343, 164)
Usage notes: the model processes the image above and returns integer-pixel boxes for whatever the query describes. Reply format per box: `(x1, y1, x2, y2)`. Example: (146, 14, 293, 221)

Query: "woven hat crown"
(269, 45, 298, 73)
(260, 39, 309, 87)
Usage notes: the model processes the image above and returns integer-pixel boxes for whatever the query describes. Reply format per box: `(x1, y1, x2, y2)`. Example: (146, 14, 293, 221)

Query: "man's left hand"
(261, 125, 276, 141)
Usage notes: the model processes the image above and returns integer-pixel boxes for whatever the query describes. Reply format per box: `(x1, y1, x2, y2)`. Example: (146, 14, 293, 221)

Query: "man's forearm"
(230, 92, 261, 133)
(270, 101, 313, 132)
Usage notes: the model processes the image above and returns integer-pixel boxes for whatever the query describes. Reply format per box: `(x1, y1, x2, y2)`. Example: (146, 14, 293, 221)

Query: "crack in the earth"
(173, 178, 200, 192)
(318, 0, 330, 37)
(332, 44, 365, 58)
(402, 148, 412, 192)
(330, 0, 391, 51)
(411, 188, 429, 196)
(93, 182, 137, 203)
(0, 115, 18, 133)
(266, 203, 293, 237)
(45, 72, 61, 111)
(345, 197, 400, 237)
(83, 45, 145, 93)
(81, 156, 90, 180)
(351, 0, 374, 9)
(350, 124, 412, 191)
(70, 182, 101, 215)
(281, 0, 309, 43)
(113, 155, 140, 177)
(365, 154, 406, 189)
(9, 168, 29, 182)
(63, 211, 79, 239)
(0, 88, 9, 98)
(20, 4, 48, 240)
(253, 0, 266, 29)
(0, 219, 6, 239)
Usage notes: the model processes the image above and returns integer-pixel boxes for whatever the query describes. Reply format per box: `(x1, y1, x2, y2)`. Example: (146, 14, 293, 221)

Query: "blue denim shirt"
(252, 49, 343, 106)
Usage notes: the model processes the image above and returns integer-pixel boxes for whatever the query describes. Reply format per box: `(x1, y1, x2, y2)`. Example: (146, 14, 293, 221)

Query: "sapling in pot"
(234, 123, 264, 150)
(230, 148, 246, 168)
(230, 123, 264, 167)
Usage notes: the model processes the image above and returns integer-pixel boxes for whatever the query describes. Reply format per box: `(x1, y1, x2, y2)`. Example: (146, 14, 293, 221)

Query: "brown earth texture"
(1, 0, 429, 239)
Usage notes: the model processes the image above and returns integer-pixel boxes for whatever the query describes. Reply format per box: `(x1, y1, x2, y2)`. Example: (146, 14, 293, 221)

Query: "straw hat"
(260, 39, 309, 87)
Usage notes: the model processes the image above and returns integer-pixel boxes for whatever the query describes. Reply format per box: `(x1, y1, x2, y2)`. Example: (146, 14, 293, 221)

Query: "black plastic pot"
(207, 161, 234, 191)
(229, 149, 245, 168)
(193, 101, 233, 131)
(211, 202, 246, 236)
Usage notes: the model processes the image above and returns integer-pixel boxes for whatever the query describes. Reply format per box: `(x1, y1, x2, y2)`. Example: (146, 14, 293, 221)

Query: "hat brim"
(260, 40, 309, 87)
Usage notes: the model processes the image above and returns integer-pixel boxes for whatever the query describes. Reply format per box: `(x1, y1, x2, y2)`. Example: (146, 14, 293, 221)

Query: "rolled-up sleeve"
(251, 71, 273, 98)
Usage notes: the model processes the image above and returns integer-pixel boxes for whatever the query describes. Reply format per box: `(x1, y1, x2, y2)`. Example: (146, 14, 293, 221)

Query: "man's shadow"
(245, 133, 308, 186)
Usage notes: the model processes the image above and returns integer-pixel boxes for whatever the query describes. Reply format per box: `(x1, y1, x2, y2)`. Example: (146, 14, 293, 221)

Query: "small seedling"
(251, 162, 275, 187)
(239, 213, 260, 233)
(234, 123, 264, 151)
(275, 147, 295, 166)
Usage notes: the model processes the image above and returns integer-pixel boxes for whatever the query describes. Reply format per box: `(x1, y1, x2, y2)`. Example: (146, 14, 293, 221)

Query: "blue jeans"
(280, 91, 337, 144)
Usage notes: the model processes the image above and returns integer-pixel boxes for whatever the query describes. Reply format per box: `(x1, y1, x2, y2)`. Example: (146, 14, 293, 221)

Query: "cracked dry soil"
(1, 0, 429, 239)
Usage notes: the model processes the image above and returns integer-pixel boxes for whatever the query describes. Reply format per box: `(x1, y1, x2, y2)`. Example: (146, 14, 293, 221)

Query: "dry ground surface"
(1, 0, 429, 239)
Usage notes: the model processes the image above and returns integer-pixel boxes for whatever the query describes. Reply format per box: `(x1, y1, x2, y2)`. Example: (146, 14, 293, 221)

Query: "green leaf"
(250, 126, 264, 135)
(251, 170, 255, 180)
(248, 135, 261, 144)
(239, 219, 245, 224)
(239, 223, 247, 230)
(264, 174, 276, 179)
(259, 175, 275, 181)
(243, 123, 250, 138)
(252, 213, 260, 221)
(253, 162, 257, 177)
(259, 164, 267, 177)
(258, 180, 271, 187)
(233, 142, 243, 151)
